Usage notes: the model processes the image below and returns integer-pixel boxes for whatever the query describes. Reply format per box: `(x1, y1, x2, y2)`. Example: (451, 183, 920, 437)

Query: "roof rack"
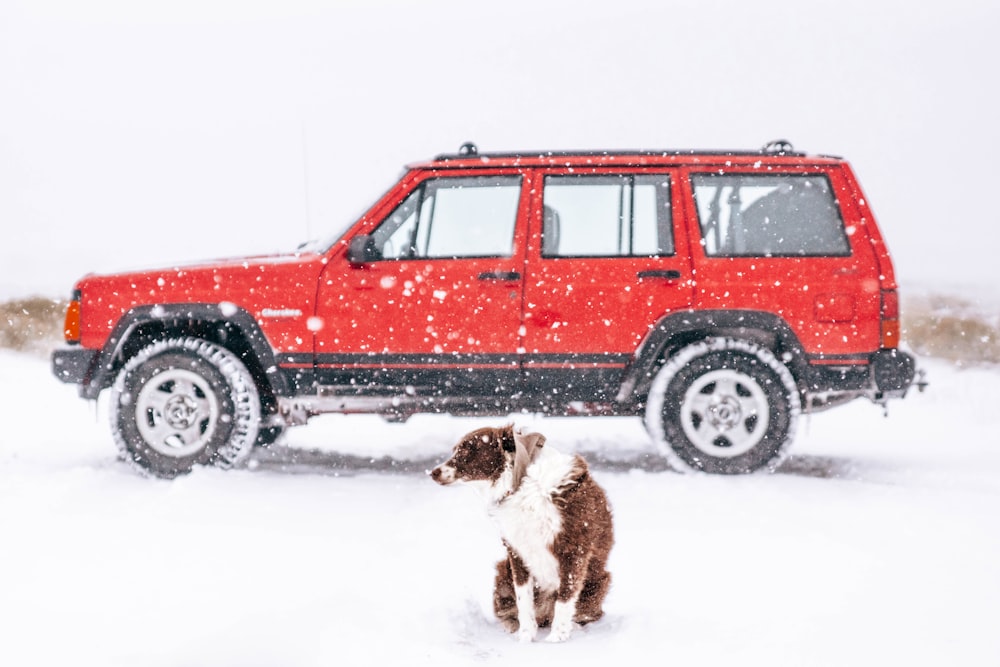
(434, 139, 806, 161)
(762, 139, 795, 154)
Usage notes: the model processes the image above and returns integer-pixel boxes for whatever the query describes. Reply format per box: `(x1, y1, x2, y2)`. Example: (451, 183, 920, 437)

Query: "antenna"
(300, 120, 312, 242)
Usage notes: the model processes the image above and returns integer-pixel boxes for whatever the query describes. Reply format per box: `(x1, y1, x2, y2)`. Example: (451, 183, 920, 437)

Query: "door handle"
(478, 271, 521, 281)
(637, 270, 682, 280)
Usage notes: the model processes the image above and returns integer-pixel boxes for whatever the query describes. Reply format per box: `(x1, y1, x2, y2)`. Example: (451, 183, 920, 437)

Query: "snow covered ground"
(1, 350, 998, 666)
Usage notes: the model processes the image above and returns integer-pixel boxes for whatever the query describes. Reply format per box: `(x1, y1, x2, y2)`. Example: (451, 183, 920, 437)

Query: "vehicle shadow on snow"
(775, 455, 859, 479)
(246, 444, 857, 480)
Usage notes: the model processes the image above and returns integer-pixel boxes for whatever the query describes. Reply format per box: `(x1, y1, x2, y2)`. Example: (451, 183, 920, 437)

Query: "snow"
(2, 350, 999, 666)
(2, 2, 998, 662)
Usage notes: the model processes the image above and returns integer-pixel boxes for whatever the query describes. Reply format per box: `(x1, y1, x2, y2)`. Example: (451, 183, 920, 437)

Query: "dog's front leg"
(514, 580, 537, 643)
(508, 550, 537, 642)
(546, 552, 589, 643)
(547, 592, 580, 642)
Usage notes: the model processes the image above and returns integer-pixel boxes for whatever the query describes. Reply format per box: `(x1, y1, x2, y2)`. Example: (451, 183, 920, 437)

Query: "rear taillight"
(63, 289, 81, 344)
(880, 289, 899, 348)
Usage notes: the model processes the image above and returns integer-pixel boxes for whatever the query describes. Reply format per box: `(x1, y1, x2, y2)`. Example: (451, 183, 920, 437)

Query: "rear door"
(520, 168, 695, 399)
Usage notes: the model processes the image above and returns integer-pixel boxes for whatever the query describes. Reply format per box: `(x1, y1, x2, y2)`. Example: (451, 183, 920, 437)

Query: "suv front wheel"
(110, 337, 261, 478)
(645, 338, 801, 474)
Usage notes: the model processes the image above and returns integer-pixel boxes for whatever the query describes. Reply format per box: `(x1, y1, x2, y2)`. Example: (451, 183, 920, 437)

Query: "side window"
(371, 176, 522, 259)
(691, 174, 850, 257)
(542, 174, 674, 257)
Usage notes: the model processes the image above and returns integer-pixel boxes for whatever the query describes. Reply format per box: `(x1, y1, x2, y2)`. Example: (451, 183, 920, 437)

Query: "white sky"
(1, 0, 998, 298)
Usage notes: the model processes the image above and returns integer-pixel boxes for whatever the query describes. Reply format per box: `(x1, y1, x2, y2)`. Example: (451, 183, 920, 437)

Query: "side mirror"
(347, 235, 381, 264)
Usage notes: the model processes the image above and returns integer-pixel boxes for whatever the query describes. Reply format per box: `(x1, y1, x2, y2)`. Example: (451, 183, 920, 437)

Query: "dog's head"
(431, 425, 545, 496)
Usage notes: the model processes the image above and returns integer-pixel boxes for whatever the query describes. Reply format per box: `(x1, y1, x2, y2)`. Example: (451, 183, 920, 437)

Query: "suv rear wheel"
(110, 337, 260, 478)
(645, 337, 800, 474)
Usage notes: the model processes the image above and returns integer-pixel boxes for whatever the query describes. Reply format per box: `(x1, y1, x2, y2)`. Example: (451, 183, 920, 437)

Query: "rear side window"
(691, 174, 850, 257)
(372, 175, 522, 259)
(542, 174, 674, 257)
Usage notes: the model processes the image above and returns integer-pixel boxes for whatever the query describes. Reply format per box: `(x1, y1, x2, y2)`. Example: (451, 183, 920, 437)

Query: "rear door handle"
(478, 271, 521, 281)
(637, 270, 682, 280)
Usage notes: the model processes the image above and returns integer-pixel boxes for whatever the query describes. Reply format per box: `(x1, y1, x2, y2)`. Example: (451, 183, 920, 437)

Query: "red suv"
(52, 141, 918, 477)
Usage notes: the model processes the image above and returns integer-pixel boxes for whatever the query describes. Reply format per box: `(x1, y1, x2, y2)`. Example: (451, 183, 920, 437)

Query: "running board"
(276, 394, 517, 425)
(275, 394, 626, 425)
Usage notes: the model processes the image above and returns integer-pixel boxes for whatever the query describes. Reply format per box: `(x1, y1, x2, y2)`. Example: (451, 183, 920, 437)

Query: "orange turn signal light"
(63, 290, 81, 343)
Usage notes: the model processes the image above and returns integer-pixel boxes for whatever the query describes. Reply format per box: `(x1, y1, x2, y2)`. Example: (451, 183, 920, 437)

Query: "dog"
(431, 425, 613, 642)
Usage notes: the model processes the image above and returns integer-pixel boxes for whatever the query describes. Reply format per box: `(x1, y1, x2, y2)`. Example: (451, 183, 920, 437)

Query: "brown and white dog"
(431, 425, 613, 642)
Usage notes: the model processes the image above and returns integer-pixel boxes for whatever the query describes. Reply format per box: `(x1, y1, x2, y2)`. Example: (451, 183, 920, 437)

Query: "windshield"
(295, 170, 408, 253)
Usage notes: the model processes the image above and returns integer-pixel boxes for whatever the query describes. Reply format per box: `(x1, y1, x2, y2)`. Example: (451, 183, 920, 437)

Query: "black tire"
(254, 423, 286, 447)
(645, 337, 800, 474)
(110, 337, 260, 478)
(254, 392, 287, 447)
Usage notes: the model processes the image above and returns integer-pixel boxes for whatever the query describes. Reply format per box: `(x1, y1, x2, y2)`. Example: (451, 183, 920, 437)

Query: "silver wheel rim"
(134, 368, 220, 458)
(680, 368, 770, 458)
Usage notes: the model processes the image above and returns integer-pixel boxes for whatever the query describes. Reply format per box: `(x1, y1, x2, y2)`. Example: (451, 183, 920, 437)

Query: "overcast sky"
(1, 0, 998, 299)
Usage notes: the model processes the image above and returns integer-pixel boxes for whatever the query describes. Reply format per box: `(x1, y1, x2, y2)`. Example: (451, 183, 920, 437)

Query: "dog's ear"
(518, 432, 545, 450)
(499, 427, 517, 454)
(514, 431, 546, 461)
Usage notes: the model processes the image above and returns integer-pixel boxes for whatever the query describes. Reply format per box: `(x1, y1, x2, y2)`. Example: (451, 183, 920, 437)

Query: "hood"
(73, 250, 326, 308)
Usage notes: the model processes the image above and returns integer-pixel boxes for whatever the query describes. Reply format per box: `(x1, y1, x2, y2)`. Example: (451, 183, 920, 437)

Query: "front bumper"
(51, 347, 97, 385)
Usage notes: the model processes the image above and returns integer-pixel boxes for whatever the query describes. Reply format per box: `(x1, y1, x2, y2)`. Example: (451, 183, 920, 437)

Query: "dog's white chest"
(488, 448, 575, 592)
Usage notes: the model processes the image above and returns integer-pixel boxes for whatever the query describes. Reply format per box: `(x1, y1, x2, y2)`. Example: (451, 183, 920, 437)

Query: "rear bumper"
(51, 347, 97, 386)
(802, 348, 920, 410)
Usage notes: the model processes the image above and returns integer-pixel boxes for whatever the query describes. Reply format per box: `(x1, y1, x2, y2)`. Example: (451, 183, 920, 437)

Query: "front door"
(315, 172, 529, 396)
